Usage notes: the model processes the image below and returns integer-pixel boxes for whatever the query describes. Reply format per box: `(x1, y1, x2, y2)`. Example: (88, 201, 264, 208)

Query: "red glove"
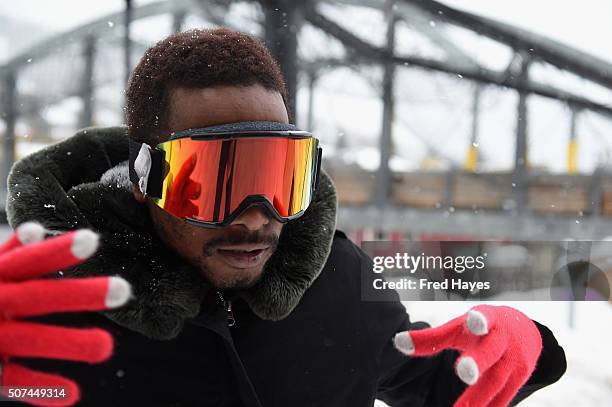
(394, 305, 542, 407)
(164, 153, 201, 218)
(0, 222, 131, 406)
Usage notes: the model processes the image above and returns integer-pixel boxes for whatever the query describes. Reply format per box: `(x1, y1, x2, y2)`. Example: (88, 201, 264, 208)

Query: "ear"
(132, 183, 147, 203)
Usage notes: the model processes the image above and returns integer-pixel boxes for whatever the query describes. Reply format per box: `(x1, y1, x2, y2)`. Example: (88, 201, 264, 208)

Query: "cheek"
(148, 204, 215, 258)
(273, 222, 284, 237)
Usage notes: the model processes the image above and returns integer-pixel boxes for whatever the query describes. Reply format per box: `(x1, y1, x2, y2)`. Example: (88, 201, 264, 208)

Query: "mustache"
(202, 229, 280, 257)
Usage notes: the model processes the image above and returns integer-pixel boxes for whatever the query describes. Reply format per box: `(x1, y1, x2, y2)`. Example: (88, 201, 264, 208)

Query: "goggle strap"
(315, 147, 323, 188)
(128, 139, 164, 198)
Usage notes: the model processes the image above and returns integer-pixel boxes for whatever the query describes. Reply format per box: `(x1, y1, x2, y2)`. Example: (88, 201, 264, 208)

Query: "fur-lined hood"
(6, 126, 337, 340)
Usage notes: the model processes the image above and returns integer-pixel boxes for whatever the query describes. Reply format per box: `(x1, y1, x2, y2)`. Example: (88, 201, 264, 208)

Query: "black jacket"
(5, 127, 566, 406)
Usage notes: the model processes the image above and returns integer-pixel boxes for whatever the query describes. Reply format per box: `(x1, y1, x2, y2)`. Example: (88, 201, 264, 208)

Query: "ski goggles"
(128, 121, 322, 228)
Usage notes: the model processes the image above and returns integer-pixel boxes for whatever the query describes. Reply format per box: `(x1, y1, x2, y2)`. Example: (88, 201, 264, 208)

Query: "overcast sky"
(442, 0, 612, 64)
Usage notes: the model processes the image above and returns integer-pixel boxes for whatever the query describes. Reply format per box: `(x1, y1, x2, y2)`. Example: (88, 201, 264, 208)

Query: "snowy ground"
(375, 300, 612, 407)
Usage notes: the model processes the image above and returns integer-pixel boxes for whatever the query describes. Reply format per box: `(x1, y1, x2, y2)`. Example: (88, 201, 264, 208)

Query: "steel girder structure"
(1, 0, 611, 239)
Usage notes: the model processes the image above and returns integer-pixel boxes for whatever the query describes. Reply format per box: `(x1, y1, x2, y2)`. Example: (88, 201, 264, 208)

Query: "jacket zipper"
(217, 291, 236, 327)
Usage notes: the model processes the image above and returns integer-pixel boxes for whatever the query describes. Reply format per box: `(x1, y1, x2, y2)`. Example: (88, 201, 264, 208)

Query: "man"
(5, 28, 566, 406)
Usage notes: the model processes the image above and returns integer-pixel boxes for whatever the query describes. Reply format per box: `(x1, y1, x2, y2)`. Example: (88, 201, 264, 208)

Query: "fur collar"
(6, 127, 337, 339)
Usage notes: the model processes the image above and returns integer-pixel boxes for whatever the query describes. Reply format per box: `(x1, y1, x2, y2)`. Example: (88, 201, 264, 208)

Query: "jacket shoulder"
(6, 126, 129, 229)
(322, 230, 375, 290)
(327, 230, 366, 266)
(321, 230, 408, 325)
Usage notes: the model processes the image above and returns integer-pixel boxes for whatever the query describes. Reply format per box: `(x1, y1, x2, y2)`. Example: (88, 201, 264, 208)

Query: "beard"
(149, 202, 281, 290)
(195, 228, 280, 289)
(196, 261, 264, 289)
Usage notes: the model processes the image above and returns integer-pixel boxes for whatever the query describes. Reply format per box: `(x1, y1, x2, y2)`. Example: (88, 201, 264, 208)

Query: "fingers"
(488, 369, 531, 407)
(452, 306, 506, 385)
(0, 229, 98, 282)
(0, 362, 79, 406)
(184, 180, 201, 200)
(394, 315, 471, 356)
(466, 306, 499, 336)
(454, 358, 514, 407)
(394, 306, 501, 358)
(174, 154, 197, 192)
(0, 222, 46, 256)
(165, 176, 199, 217)
(166, 193, 199, 217)
(183, 202, 199, 216)
(455, 330, 508, 385)
(172, 155, 198, 210)
(0, 321, 113, 363)
(0, 276, 131, 318)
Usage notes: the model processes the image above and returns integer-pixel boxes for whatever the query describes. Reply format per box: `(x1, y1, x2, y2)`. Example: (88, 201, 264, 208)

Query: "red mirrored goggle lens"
(152, 136, 319, 224)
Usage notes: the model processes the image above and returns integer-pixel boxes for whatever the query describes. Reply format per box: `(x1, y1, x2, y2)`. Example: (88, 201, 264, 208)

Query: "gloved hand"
(394, 305, 542, 407)
(0, 222, 131, 406)
(165, 153, 201, 218)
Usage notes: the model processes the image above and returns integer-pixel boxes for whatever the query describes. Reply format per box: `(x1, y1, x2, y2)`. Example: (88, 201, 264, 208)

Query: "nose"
(230, 206, 271, 231)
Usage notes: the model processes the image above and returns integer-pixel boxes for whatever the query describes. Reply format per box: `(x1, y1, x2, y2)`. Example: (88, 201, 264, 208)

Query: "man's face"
(133, 84, 288, 289)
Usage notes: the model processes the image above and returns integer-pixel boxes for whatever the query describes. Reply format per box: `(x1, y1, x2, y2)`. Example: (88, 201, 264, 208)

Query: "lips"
(215, 245, 271, 269)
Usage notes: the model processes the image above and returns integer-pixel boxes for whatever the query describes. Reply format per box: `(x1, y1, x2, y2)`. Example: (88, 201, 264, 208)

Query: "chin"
(199, 262, 265, 290)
